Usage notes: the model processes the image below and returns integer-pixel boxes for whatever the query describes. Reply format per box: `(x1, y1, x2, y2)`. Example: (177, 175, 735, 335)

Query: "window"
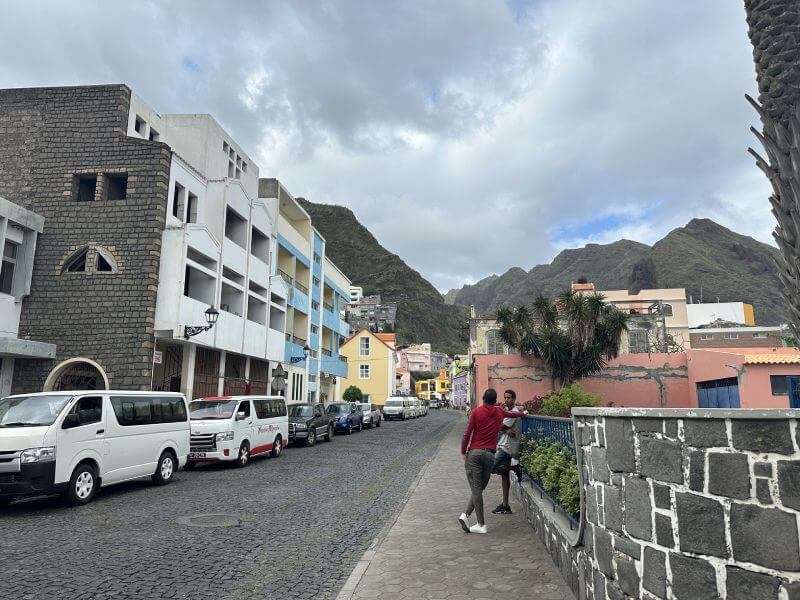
(313, 253, 321, 265)
(186, 192, 198, 223)
(0, 241, 17, 295)
(308, 374, 317, 383)
(314, 405, 323, 417)
(360, 364, 370, 379)
(104, 174, 127, 201)
(63, 247, 88, 273)
(148, 128, 160, 142)
(312, 300, 320, 310)
(237, 400, 251, 418)
(311, 325, 319, 334)
(313, 277, 320, 287)
(628, 330, 648, 354)
(134, 115, 146, 135)
(700, 333, 714, 341)
(753, 332, 769, 339)
(223, 141, 229, 153)
(770, 375, 793, 396)
(723, 333, 739, 340)
(96, 251, 113, 272)
(360, 336, 370, 356)
(485, 330, 506, 355)
(110, 395, 187, 426)
(242, 162, 247, 173)
(74, 174, 97, 202)
(65, 396, 103, 427)
(172, 182, 185, 219)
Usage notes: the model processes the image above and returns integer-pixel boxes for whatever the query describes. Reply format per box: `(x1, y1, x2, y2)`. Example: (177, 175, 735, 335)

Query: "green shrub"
(538, 384, 601, 417)
(557, 463, 581, 516)
(342, 386, 363, 403)
(518, 437, 580, 518)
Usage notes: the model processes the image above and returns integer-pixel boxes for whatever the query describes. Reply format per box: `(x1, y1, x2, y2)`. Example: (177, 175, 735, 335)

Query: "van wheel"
(235, 442, 250, 468)
(65, 463, 97, 506)
(305, 429, 316, 447)
(152, 451, 176, 485)
(271, 436, 283, 458)
(326, 424, 334, 441)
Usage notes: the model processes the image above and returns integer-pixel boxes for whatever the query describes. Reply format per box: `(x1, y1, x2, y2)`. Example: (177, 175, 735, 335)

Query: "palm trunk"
(744, 0, 800, 339)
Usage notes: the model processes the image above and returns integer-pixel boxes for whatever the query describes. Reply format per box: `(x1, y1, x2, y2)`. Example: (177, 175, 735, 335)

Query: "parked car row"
(0, 390, 394, 508)
(382, 396, 429, 420)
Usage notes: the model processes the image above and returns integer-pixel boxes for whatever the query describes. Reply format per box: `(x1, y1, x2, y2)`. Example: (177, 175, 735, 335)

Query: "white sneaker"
(469, 523, 487, 534)
(458, 513, 470, 532)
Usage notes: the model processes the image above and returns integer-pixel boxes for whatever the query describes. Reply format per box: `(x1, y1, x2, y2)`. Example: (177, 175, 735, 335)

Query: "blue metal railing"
(521, 415, 575, 455)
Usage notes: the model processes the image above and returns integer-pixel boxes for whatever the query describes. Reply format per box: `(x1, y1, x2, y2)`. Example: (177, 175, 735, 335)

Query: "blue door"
(697, 378, 741, 408)
(788, 377, 800, 408)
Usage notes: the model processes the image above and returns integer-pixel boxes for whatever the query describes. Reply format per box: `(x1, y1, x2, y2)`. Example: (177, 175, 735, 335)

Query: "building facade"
(430, 351, 449, 372)
(689, 325, 784, 349)
(338, 328, 397, 405)
(687, 301, 755, 328)
(397, 343, 432, 372)
(451, 371, 468, 409)
(346, 293, 397, 333)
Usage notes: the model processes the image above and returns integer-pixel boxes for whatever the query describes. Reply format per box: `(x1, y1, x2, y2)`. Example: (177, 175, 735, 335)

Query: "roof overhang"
(0, 337, 56, 359)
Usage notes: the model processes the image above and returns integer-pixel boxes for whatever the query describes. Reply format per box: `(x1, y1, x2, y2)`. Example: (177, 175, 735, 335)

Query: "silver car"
(357, 402, 382, 428)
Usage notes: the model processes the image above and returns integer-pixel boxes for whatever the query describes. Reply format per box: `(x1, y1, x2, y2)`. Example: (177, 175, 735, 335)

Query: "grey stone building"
(0, 85, 170, 393)
(346, 293, 397, 333)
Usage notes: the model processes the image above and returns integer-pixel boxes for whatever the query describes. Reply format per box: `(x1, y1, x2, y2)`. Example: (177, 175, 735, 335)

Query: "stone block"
(676, 492, 727, 557)
(605, 582, 624, 600)
(652, 483, 671, 509)
(731, 503, 800, 570)
(725, 566, 780, 600)
(754, 461, 773, 477)
(732, 420, 793, 455)
(655, 513, 674, 548)
(586, 486, 599, 524)
(684, 418, 727, 447)
(613, 535, 641, 559)
(757, 478, 773, 504)
(670, 553, 719, 600)
(663, 419, 678, 438)
(778, 460, 800, 510)
(642, 547, 666, 599)
(605, 418, 634, 472)
(603, 485, 623, 533)
(594, 527, 613, 577)
(593, 568, 606, 600)
(633, 418, 663, 433)
(708, 452, 750, 499)
(785, 581, 800, 600)
(615, 556, 639, 597)
(624, 476, 652, 541)
(689, 449, 705, 492)
(639, 436, 682, 483)
(591, 447, 610, 483)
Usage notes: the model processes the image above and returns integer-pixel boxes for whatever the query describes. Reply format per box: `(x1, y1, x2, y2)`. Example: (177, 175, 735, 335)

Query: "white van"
(187, 395, 288, 467)
(383, 397, 411, 420)
(0, 390, 189, 507)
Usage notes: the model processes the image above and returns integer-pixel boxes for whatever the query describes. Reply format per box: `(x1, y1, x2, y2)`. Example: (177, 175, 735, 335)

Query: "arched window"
(44, 358, 109, 391)
(662, 303, 673, 317)
(61, 245, 119, 274)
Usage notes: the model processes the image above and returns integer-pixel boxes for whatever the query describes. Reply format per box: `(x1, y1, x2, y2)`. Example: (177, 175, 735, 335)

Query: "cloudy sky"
(0, 1, 769, 292)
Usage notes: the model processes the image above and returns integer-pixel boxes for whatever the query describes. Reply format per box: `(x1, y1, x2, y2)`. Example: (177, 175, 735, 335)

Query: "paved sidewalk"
(337, 412, 574, 600)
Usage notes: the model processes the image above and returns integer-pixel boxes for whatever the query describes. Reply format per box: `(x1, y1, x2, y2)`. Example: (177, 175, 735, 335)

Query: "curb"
(334, 417, 460, 600)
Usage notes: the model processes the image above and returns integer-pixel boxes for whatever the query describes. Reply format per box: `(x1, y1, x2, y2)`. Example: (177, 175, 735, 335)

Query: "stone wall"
(514, 408, 800, 599)
(0, 85, 171, 391)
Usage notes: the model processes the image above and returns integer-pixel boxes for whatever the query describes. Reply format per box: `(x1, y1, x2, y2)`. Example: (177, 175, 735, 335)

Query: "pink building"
(395, 367, 411, 395)
(473, 346, 800, 409)
(397, 343, 431, 372)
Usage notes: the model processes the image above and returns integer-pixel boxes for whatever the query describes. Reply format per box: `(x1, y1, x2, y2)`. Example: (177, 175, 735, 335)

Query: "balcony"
(270, 275, 289, 301)
(222, 240, 248, 278)
(248, 254, 269, 290)
(320, 354, 348, 378)
(321, 348, 332, 357)
(267, 327, 284, 362)
(292, 287, 309, 314)
(295, 280, 309, 295)
(243, 320, 267, 357)
(278, 269, 293, 286)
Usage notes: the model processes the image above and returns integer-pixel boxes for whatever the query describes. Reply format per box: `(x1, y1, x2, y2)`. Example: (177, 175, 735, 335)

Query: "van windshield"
(385, 400, 403, 407)
(189, 400, 238, 420)
(0, 394, 73, 427)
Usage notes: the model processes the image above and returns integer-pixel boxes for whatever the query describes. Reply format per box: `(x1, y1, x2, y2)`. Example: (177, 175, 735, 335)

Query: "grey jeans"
(465, 449, 495, 525)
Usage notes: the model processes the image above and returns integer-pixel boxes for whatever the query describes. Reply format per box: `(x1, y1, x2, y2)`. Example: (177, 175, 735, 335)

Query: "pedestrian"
(459, 389, 525, 534)
(491, 389, 523, 515)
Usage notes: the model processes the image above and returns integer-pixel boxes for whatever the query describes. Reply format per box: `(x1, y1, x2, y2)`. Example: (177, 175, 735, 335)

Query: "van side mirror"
(62, 413, 81, 429)
(236, 411, 246, 421)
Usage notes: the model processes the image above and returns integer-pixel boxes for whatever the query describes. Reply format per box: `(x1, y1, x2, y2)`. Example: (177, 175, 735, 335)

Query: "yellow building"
(415, 369, 450, 402)
(338, 329, 397, 406)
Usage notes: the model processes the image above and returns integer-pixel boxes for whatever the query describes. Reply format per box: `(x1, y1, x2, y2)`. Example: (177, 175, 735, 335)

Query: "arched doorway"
(44, 358, 109, 392)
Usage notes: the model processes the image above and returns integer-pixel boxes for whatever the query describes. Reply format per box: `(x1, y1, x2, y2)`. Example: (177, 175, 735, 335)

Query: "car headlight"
(296, 423, 307, 429)
(20, 447, 56, 463)
(216, 432, 234, 441)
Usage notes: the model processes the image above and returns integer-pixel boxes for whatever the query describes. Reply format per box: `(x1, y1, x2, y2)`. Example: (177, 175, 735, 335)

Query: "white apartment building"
(128, 94, 290, 399)
(0, 198, 56, 396)
(349, 286, 363, 303)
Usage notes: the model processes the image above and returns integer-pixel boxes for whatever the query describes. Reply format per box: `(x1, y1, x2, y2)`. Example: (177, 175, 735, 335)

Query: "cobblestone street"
(0, 411, 459, 600)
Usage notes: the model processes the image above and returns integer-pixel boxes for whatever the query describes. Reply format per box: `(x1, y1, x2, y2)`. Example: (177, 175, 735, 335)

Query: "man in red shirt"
(459, 388, 525, 534)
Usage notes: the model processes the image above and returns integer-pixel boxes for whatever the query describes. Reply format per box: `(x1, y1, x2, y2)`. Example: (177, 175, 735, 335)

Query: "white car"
(357, 403, 382, 428)
(383, 397, 412, 420)
(0, 390, 189, 507)
(418, 401, 429, 416)
(188, 395, 288, 467)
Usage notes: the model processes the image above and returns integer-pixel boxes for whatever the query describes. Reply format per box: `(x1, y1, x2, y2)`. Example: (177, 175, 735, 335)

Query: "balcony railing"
(323, 302, 334, 311)
(278, 269, 293, 285)
(339, 355, 347, 363)
(321, 348, 332, 357)
(295, 281, 309, 295)
(293, 335, 307, 346)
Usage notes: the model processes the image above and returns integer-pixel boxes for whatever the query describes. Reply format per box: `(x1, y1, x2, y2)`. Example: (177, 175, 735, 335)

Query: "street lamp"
(290, 344, 311, 364)
(183, 306, 220, 339)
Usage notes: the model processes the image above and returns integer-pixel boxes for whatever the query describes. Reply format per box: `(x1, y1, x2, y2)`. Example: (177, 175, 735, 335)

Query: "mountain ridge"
(446, 218, 786, 325)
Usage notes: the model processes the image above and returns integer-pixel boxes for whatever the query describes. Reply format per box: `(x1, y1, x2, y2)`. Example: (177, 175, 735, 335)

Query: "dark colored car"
(326, 402, 363, 435)
(288, 403, 334, 446)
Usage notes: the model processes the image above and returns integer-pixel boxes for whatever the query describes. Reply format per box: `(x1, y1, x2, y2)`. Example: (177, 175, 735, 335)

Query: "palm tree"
(744, 1, 800, 339)
(496, 291, 629, 389)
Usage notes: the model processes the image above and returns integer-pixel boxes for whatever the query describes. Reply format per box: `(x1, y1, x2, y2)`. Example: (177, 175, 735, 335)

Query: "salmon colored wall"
(475, 353, 691, 409)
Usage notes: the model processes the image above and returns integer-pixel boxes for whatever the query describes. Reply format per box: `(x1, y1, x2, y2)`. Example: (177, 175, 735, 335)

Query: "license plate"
(189, 452, 206, 458)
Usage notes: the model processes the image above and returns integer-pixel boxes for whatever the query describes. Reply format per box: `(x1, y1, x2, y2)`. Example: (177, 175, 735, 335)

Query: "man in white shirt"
(491, 389, 522, 514)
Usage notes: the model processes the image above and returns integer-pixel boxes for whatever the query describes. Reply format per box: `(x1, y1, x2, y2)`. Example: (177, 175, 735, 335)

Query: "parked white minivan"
(187, 395, 288, 467)
(0, 390, 190, 506)
(383, 397, 412, 420)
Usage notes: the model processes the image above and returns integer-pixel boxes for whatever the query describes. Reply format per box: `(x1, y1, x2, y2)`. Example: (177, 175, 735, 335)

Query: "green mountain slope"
(298, 199, 468, 354)
(446, 219, 786, 325)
